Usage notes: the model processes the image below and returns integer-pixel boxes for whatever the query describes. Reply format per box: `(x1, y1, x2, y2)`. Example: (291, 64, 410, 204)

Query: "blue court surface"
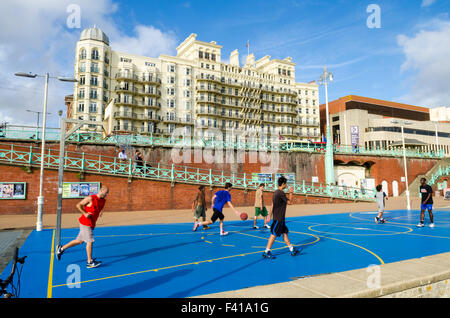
(2, 209, 450, 298)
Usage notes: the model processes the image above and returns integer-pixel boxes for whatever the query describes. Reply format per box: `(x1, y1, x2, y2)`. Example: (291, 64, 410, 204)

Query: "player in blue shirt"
(193, 183, 241, 235)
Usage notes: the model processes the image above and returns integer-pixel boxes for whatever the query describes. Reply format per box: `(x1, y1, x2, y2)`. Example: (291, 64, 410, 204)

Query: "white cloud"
(0, 0, 178, 127)
(111, 25, 178, 57)
(421, 0, 436, 8)
(397, 19, 450, 107)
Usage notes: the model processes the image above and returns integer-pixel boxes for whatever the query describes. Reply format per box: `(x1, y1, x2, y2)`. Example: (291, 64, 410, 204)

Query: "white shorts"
(76, 224, 95, 243)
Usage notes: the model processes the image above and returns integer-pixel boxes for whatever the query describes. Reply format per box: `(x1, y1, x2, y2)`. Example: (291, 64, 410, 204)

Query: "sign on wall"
(62, 182, 100, 199)
(0, 182, 26, 199)
(350, 126, 359, 146)
(444, 188, 450, 200)
(251, 173, 273, 184)
(275, 173, 295, 185)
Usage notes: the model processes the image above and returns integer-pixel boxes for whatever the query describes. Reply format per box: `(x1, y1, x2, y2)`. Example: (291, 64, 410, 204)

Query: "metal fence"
(0, 125, 444, 159)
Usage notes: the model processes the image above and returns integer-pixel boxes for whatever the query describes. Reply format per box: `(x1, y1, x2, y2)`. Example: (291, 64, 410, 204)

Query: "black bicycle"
(0, 247, 26, 298)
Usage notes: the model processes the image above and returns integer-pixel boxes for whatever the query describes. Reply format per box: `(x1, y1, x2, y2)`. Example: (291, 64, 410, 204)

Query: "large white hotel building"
(70, 26, 320, 141)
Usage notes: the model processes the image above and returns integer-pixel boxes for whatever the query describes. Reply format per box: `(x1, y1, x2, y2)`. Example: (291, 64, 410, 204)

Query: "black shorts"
(270, 220, 289, 237)
(211, 208, 225, 223)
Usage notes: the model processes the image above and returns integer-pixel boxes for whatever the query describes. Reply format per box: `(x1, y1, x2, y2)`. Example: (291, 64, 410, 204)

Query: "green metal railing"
(0, 125, 444, 158)
(0, 142, 375, 201)
(429, 165, 450, 186)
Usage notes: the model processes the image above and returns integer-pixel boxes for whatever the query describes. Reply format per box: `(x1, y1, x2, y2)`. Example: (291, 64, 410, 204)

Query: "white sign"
(312, 176, 319, 183)
(401, 177, 405, 182)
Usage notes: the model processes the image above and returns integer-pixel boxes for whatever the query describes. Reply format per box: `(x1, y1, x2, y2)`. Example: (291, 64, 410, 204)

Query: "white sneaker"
(429, 223, 435, 228)
(264, 224, 270, 229)
(417, 223, 425, 228)
(220, 231, 229, 236)
(253, 225, 259, 229)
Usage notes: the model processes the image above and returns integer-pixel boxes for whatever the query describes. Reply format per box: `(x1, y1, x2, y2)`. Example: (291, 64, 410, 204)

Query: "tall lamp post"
(15, 72, 77, 231)
(318, 67, 335, 188)
(392, 119, 412, 210)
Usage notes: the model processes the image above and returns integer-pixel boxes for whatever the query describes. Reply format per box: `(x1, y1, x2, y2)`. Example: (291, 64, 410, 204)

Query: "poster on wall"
(275, 173, 295, 185)
(251, 173, 273, 184)
(444, 188, 450, 200)
(350, 126, 359, 146)
(62, 182, 101, 199)
(0, 182, 26, 199)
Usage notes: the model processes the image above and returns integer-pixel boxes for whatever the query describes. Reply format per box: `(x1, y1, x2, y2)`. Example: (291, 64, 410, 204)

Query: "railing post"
(10, 144, 14, 163)
(209, 169, 212, 186)
(171, 164, 174, 182)
(81, 152, 85, 171)
(129, 158, 133, 177)
(197, 168, 199, 183)
(29, 145, 33, 164)
(244, 173, 246, 188)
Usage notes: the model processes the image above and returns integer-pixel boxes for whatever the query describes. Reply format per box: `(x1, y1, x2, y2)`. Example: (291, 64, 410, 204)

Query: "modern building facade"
(320, 95, 450, 156)
(70, 26, 320, 142)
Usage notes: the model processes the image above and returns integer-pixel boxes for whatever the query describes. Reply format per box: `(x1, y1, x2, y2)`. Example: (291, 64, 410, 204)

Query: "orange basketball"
(240, 212, 248, 221)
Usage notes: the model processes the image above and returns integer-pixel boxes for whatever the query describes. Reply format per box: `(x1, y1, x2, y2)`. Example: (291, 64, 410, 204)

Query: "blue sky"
(0, 0, 449, 127)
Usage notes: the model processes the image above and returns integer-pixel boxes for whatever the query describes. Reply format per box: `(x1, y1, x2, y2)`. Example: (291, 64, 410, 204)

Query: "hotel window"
(186, 67, 191, 75)
(199, 51, 203, 59)
(78, 88, 85, 98)
(79, 76, 85, 85)
(79, 49, 86, 60)
(185, 79, 191, 86)
(90, 76, 98, 86)
(185, 101, 191, 110)
(79, 62, 86, 72)
(184, 90, 191, 98)
(168, 76, 175, 84)
(91, 49, 99, 60)
(78, 103, 84, 112)
(89, 89, 97, 99)
(168, 64, 175, 72)
(90, 62, 98, 73)
(211, 54, 216, 61)
(205, 52, 210, 60)
(89, 102, 97, 113)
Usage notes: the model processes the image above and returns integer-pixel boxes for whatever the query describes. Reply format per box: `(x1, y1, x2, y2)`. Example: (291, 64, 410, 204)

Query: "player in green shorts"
(253, 183, 270, 229)
(192, 185, 209, 230)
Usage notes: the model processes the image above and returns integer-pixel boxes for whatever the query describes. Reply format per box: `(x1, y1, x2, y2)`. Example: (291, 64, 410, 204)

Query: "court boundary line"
(51, 231, 320, 289)
(47, 229, 55, 298)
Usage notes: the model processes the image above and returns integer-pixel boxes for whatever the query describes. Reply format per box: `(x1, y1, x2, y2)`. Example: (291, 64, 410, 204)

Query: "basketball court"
(2, 208, 450, 298)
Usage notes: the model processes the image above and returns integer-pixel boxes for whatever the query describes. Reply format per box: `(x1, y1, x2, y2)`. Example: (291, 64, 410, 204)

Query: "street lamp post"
(392, 119, 412, 211)
(318, 67, 335, 188)
(434, 122, 439, 155)
(15, 72, 77, 231)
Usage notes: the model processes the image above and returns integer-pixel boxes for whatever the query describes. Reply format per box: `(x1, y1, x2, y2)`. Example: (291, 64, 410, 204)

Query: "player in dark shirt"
(262, 176, 300, 259)
(418, 178, 434, 228)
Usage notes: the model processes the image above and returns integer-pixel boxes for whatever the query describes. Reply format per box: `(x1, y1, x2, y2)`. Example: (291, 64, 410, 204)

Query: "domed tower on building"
(73, 26, 111, 132)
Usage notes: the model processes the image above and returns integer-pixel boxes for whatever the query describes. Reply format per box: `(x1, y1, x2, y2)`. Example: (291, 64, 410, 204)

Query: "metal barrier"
(0, 126, 444, 158)
(0, 142, 375, 201)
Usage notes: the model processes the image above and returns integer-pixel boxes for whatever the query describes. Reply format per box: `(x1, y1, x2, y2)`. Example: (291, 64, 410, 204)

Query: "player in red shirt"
(56, 186, 109, 268)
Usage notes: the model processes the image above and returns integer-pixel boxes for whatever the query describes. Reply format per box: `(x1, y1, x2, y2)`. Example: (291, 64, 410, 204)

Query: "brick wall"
(0, 164, 352, 215)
